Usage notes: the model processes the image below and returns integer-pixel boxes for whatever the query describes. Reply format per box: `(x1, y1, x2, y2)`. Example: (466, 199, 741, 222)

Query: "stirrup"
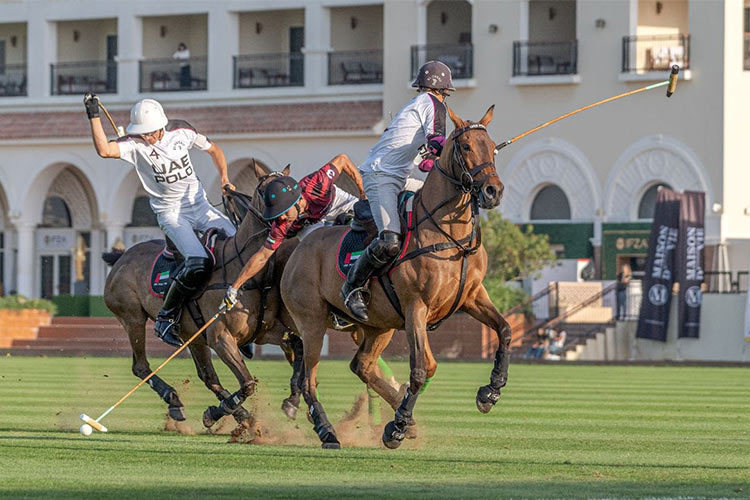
(343, 286, 371, 309)
(154, 318, 183, 347)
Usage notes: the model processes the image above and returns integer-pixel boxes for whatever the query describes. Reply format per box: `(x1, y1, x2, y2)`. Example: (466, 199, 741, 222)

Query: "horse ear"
(479, 105, 495, 126)
(446, 104, 465, 129)
(282, 163, 291, 176)
(252, 159, 266, 179)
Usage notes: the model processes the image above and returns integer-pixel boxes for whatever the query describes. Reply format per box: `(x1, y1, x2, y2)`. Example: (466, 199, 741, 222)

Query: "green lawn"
(0, 356, 748, 499)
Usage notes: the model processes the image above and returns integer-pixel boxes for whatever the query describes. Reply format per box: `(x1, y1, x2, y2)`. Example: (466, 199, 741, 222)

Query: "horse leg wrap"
(489, 349, 510, 391)
(147, 376, 185, 421)
(219, 390, 246, 416)
(394, 388, 419, 430)
(309, 402, 338, 444)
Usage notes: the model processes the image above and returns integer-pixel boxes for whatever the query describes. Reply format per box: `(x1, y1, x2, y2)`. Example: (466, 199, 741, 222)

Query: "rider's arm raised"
(231, 246, 275, 291)
(84, 93, 120, 159)
(330, 154, 366, 199)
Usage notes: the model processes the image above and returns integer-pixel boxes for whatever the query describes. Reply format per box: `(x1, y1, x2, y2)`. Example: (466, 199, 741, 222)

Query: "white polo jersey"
(117, 120, 211, 211)
(359, 92, 446, 179)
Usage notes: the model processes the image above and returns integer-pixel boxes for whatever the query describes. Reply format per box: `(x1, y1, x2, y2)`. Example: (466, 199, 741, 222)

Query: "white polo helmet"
(126, 99, 168, 134)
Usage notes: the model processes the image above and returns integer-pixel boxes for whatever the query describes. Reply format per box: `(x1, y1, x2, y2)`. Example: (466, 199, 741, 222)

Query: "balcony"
(0, 64, 26, 96)
(622, 34, 690, 73)
(51, 61, 116, 95)
(328, 49, 382, 85)
(513, 40, 578, 77)
(410, 43, 473, 81)
(139, 57, 207, 92)
(233, 53, 304, 89)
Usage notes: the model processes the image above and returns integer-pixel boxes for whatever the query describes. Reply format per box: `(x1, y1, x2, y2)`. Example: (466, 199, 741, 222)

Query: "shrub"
(0, 295, 58, 315)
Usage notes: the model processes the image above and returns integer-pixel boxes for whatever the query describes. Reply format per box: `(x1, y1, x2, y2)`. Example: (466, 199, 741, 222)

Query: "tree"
(480, 211, 556, 312)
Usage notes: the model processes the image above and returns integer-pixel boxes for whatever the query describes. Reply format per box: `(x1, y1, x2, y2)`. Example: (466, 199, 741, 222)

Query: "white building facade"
(0, 0, 747, 302)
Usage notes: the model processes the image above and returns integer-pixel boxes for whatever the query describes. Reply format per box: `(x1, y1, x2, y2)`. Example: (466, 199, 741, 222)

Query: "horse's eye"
(462, 143, 471, 152)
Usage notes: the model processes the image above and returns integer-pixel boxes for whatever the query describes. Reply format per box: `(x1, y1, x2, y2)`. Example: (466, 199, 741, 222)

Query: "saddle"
(150, 228, 226, 298)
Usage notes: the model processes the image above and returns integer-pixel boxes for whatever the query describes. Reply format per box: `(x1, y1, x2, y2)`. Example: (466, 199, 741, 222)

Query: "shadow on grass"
(2, 481, 749, 500)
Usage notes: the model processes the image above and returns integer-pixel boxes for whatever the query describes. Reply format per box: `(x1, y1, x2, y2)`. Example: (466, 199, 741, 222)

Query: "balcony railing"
(744, 34, 750, 71)
(328, 49, 383, 85)
(410, 43, 473, 80)
(512, 40, 578, 76)
(51, 61, 117, 95)
(0, 64, 27, 96)
(139, 57, 207, 92)
(621, 34, 690, 73)
(233, 53, 304, 88)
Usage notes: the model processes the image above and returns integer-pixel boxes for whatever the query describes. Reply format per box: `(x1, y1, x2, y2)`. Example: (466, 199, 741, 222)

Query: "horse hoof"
(233, 406, 251, 424)
(168, 406, 186, 422)
(476, 385, 500, 414)
(281, 399, 298, 420)
(321, 437, 341, 450)
(202, 405, 222, 428)
(382, 421, 405, 449)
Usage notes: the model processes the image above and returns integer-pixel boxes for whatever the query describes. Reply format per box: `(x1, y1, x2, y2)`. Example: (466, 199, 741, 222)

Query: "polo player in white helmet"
(84, 93, 236, 347)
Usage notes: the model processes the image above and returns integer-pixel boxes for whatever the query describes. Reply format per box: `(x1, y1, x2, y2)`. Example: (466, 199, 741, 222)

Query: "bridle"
(433, 123, 499, 195)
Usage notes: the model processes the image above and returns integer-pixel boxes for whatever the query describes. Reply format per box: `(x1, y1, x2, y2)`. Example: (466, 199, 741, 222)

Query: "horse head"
(440, 105, 504, 210)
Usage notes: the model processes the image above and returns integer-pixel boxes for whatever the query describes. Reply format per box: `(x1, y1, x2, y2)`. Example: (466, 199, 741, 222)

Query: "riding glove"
(221, 286, 239, 313)
(83, 92, 100, 119)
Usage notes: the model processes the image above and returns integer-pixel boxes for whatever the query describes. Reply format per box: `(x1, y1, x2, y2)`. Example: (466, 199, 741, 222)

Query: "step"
(36, 325, 129, 340)
(5, 344, 182, 357)
(52, 316, 121, 326)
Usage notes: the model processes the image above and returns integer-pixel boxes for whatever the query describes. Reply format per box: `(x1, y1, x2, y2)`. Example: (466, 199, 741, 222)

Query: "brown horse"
(104, 164, 303, 430)
(281, 105, 510, 449)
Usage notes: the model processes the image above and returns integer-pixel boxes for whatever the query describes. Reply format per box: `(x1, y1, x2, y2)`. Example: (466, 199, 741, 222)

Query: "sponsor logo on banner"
(637, 188, 682, 342)
(676, 191, 705, 338)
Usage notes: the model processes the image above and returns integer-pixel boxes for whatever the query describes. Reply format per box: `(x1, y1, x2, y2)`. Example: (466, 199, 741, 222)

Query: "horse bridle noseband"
(434, 123, 499, 195)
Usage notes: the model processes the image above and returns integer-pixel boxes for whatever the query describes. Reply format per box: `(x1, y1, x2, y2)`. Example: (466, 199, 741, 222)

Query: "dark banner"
(637, 188, 681, 341)
(677, 191, 705, 338)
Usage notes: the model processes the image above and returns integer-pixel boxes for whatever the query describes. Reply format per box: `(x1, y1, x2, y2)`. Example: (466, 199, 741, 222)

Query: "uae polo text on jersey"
(117, 120, 211, 211)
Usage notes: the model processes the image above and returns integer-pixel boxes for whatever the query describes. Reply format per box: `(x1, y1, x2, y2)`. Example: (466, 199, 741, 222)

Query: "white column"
(303, 3, 331, 91)
(15, 224, 35, 297)
(117, 13, 142, 99)
(208, 9, 238, 93)
(89, 229, 104, 295)
(106, 222, 125, 250)
(27, 17, 56, 98)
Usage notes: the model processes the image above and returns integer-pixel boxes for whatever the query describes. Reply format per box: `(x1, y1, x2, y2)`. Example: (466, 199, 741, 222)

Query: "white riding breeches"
(296, 185, 359, 240)
(155, 199, 237, 258)
(362, 171, 405, 234)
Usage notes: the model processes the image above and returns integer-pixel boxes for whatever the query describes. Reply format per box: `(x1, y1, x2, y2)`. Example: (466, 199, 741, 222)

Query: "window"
(530, 185, 571, 220)
(41, 196, 72, 228)
(638, 183, 671, 219)
(130, 196, 157, 226)
(744, 6, 750, 70)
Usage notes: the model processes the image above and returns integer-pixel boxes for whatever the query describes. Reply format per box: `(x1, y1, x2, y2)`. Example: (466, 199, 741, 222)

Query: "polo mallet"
(79, 310, 222, 433)
(96, 97, 125, 138)
(495, 65, 680, 152)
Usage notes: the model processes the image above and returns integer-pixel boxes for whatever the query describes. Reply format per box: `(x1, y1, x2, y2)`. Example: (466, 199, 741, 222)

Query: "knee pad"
(367, 231, 402, 264)
(175, 256, 213, 294)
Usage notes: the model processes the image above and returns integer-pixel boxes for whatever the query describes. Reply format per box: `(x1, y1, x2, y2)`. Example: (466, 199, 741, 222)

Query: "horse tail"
(102, 249, 125, 266)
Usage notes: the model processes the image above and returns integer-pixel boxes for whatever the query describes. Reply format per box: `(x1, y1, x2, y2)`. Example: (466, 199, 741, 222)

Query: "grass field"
(1, 355, 749, 499)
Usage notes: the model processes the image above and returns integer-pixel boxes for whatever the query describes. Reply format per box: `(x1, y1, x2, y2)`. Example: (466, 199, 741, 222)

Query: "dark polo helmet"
(411, 60, 455, 91)
(262, 176, 301, 220)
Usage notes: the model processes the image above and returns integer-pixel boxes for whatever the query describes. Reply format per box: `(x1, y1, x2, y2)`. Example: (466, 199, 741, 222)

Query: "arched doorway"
(35, 166, 98, 299)
(530, 184, 572, 220)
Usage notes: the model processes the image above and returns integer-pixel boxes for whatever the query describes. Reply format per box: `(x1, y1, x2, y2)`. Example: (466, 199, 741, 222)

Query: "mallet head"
(666, 65, 680, 97)
(79, 413, 108, 433)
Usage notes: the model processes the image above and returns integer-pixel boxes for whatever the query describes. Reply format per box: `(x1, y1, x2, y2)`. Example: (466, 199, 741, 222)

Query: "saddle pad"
(336, 228, 369, 279)
(150, 251, 179, 298)
(335, 199, 415, 279)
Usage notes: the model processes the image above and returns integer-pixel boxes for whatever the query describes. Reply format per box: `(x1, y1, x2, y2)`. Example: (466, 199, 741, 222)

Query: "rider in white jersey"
(84, 94, 236, 347)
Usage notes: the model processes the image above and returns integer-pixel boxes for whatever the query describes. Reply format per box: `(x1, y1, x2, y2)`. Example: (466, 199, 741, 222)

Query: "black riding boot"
(154, 256, 213, 348)
(154, 280, 187, 347)
(340, 231, 401, 323)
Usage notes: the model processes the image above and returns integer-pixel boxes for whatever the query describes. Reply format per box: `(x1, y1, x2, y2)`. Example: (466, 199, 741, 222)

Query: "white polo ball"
(80, 424, 93, 436)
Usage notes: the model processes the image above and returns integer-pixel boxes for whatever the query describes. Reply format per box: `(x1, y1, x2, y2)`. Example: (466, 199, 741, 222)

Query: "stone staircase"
(7, 316, 178, 357)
